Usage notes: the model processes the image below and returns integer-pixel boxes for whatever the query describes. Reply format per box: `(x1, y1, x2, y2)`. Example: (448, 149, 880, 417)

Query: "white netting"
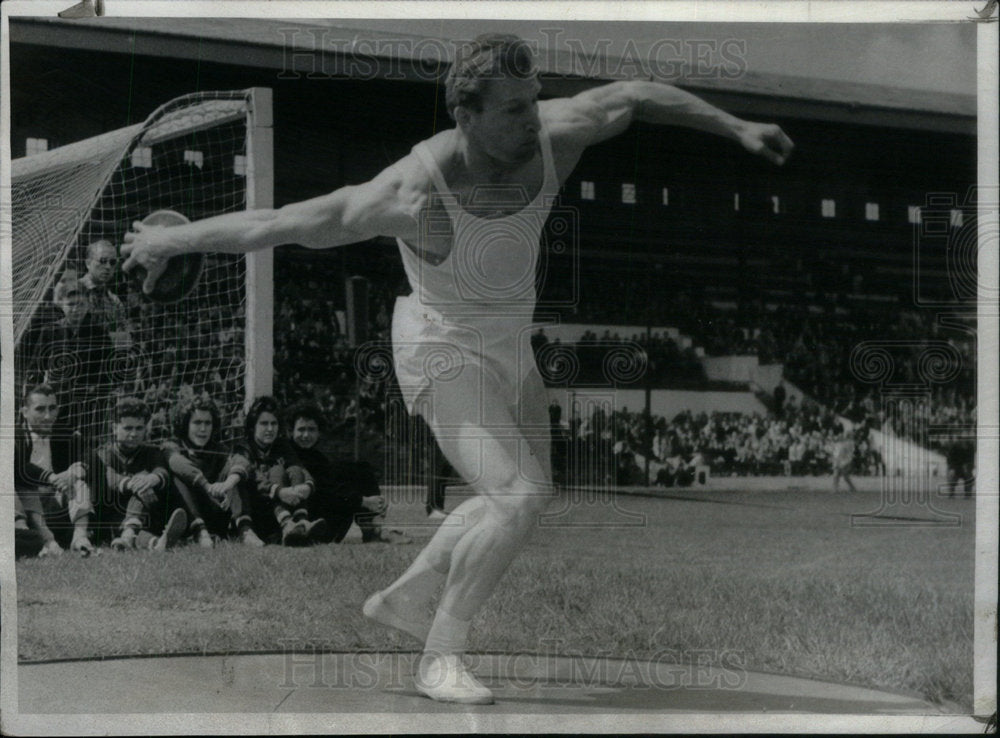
(13, 91, 259, 445)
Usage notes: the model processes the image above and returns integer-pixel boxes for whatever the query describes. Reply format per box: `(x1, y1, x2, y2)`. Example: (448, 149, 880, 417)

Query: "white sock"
(423, 608, 471, 657)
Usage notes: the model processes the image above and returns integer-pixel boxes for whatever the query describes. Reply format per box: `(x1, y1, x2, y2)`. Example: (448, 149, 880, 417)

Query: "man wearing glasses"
(75, 239, 132, 441)
(80, 239, 131, 349)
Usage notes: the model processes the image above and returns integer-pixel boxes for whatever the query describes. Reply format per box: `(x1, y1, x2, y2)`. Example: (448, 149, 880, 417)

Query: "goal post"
(11, 88, 274, 445)
(245, 87, 274, 403)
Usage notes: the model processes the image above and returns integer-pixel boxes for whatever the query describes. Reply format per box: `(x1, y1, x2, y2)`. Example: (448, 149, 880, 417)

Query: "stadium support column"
(644, 256, 653, 486)
(346, 275, 370, 462)
(245, 87, 274, 403)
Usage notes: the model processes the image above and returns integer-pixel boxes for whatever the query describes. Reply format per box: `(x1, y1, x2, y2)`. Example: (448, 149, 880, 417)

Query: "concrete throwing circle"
(17, 651, 944, 715)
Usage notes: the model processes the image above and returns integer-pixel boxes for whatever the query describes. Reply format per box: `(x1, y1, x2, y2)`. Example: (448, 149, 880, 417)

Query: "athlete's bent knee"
(486, 483, 554, 529)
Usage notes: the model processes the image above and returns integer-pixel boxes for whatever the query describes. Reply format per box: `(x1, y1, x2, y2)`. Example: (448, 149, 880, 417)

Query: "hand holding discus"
(122, 210, 204, 302)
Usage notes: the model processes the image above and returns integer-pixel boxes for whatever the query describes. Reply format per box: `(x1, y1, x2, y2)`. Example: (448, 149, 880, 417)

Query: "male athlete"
(124, 34, 793, 704)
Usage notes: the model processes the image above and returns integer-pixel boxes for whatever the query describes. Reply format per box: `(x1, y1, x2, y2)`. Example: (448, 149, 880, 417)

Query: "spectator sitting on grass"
(236, 396, 326, 546)
(14, 383, 93, 557)
(162, 395, 262, 548)
(287, 403, 410, 544)
(86, 397, 187, 552)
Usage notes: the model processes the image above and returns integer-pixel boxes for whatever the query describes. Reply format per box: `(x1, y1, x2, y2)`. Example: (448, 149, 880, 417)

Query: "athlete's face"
(254, 412, 280, 447)
(21, 392, 59, 436)
(463, 74, 542, 166)
(187, 409, 214, 447)
(291, 418, 319, 450)
(115, 416, 148, 453)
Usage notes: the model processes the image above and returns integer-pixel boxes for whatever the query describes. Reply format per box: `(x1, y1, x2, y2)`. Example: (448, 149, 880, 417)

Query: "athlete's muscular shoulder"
(340, 154, 432, 243)
(540, 82, 638, 183)
(285, 143, 437, 248)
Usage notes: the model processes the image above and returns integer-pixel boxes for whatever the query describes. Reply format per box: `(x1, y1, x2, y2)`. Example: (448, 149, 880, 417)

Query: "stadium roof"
(11, 17, 976, 134)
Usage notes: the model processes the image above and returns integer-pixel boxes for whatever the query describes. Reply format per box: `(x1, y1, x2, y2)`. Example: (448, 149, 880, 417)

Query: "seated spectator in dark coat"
(235, 396, 325, 546)
(86, 397, 186, 551)
(162, 395, 262, 548)
(14, 383, 94, 556)
(288, 403, 409, 544)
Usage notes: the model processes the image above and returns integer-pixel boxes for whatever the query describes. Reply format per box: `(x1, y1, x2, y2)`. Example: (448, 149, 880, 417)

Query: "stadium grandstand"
(9, 17, 977, 490)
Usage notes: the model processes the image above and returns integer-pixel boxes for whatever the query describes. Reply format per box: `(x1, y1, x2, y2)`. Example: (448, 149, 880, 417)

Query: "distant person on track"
(830, 426, 857, 494)
(123, 32, 792, 704)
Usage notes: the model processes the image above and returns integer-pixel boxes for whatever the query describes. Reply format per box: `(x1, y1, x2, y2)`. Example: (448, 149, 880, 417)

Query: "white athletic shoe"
(362, 591, 432, 643)
(153, 508, 188, 551)
(415, 653, 494, 705)
(427, 509, 448, 522)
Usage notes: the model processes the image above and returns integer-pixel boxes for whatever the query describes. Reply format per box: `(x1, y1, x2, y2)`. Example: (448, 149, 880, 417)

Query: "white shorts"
(390, 295, 538, 418)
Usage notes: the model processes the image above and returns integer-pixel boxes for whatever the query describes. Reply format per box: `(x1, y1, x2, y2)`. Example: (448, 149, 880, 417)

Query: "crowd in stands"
(680, 298, 976, 453)
(545, 257, 976, 455)
(544, 268, 975, 456)
(271, 256, 398, 445)
(266, 254, 974, 484)
(531, 327, 705, 386)
(554, 399, 882, 486)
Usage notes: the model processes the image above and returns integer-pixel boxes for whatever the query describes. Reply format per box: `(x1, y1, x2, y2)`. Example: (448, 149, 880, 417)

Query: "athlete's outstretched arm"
(122, 163, 421, 293)
(548, 80, 794, 166)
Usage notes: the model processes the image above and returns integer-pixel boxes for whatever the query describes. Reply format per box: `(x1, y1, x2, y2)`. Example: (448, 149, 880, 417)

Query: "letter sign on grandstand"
(26, 137, 48, 155)
(132, 147, 153, 168)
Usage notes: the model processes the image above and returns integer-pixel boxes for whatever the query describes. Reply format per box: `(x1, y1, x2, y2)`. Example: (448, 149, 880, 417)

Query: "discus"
(129, 209, 204, 303)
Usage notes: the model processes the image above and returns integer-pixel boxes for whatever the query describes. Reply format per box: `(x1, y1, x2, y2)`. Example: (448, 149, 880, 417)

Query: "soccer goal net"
(12, 88, 273, 445)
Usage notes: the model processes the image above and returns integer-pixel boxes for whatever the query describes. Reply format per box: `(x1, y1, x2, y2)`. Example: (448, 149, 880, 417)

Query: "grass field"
(15, 484, 976, 711)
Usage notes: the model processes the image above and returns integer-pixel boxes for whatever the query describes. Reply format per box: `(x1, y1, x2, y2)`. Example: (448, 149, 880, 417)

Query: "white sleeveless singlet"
(391, 124, 560, 414)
